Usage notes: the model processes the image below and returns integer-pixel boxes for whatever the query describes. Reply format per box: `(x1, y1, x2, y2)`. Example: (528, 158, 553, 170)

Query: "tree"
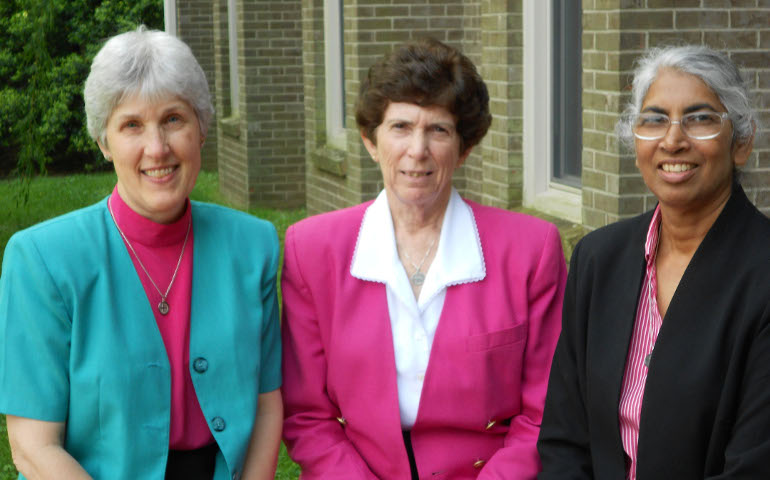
(0, 0, 163, 183)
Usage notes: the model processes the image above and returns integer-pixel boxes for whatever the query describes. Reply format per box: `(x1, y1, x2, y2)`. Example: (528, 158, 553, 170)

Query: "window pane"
(551, 0, 582, 187)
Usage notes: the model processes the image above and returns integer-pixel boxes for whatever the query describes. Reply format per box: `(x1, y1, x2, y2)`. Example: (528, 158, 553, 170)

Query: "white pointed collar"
(350, 188, 486, 306)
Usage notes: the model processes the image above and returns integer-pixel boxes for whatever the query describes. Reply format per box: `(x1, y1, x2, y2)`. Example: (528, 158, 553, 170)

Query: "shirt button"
(211, 416, 226, 432)
(336, 416, 347, 426)
(473, 459, 486, 469)
(486, 420, 496, 430)
(193, 357, 209, 373)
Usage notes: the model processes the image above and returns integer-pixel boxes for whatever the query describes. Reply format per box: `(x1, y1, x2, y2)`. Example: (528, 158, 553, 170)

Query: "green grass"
(0, 171, 304, 479)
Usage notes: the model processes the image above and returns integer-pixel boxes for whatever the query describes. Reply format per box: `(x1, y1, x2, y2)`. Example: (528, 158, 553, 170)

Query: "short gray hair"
(84, 26, 214, 146)
(616, 45, 757, 149)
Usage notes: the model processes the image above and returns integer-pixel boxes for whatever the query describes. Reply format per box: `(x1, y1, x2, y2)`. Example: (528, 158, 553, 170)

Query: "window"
(523, 0, 582, 222)
(551, 0, 582, 187)
(324, 0, 345, 149)
(228, 0, 239, 115)
(164, 0, 177, 35)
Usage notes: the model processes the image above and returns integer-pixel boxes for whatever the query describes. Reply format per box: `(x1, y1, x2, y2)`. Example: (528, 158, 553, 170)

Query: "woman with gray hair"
(538, 45, 770, 479)
(0, 27, 282, 479)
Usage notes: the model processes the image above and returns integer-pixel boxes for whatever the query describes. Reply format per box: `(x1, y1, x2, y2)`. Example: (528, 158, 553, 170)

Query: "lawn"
(0, 171, 303, 479)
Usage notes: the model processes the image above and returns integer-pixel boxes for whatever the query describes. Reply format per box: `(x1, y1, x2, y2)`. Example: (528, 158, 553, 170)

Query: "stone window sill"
(312, 145, 347, 177)
(219, 115, 240, 138)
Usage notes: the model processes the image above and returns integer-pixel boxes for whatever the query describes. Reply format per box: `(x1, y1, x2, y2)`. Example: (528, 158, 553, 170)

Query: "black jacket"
(538, 184, 770, 479)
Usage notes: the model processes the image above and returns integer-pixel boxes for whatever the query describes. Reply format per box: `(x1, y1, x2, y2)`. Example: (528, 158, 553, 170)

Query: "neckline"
(109, 185, 192, 247)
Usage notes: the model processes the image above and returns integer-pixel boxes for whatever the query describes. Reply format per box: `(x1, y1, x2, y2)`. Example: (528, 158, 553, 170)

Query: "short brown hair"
(355, 38, 491, 153)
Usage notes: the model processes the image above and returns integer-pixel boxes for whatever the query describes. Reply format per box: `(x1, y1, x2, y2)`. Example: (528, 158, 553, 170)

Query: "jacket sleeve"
(0, 233, 71, 421)
(478, 224, 567, 479)
(280, 225, 378, 480)
(536, 240, 594, 479)
(258, 225, 282, 394)
(709, 302, 770, 479)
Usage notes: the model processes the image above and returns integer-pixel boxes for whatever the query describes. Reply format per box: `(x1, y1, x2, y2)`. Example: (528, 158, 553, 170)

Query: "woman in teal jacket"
(0, 27, 282, 479)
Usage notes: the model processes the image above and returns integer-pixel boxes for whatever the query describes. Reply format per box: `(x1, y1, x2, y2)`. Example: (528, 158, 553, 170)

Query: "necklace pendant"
(158, 300, 170, 315)
(411, 271, 426, 286)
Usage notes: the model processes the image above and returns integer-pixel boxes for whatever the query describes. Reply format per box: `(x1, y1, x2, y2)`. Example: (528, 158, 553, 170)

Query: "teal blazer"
(0, 197, 282, 480)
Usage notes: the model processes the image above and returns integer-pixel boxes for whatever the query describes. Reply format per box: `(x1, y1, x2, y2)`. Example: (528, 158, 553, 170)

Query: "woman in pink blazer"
(281, 38, 567, 479)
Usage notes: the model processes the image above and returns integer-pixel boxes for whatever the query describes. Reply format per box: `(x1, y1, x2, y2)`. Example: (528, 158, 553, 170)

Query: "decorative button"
(485, 420, 496, 430)
(212, 416, 226, 432)
(473, 459, 485, 469)
(336, 416, 347, 426)
(193, 357, 209, 373)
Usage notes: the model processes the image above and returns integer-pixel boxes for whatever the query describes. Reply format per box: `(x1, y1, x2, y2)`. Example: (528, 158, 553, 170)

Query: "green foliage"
(0, 172, 305, 478)
(0, 415, 13, 480)
(0, 0, 163, 182)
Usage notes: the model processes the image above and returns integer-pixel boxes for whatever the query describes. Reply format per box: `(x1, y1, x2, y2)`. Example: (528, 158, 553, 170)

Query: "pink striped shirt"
(618, 205, 662, 480)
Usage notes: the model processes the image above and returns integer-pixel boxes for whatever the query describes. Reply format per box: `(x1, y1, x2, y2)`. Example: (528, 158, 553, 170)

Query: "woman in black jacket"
(538, 45, 770, 479)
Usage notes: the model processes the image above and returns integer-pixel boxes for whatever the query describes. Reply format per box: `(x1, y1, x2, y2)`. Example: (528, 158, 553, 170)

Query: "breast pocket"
(453, 323, 528, 416)
(466, 324, 527, 352)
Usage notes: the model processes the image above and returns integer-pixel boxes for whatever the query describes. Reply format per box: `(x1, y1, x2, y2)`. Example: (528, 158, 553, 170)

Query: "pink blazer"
(281, 199, 566, 479)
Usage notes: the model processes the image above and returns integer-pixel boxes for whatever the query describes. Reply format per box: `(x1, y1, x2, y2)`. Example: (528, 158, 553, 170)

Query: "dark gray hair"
(84, 26, 214, 147)
(616, 45, 757, 149)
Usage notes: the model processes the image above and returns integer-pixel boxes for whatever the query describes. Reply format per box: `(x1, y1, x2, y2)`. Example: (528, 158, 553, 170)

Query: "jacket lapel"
(588, 211, 650, 474)
(636, 184, 752, 474)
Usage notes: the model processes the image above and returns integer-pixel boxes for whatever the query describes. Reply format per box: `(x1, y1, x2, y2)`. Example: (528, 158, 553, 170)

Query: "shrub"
(0, 0, 163, 177)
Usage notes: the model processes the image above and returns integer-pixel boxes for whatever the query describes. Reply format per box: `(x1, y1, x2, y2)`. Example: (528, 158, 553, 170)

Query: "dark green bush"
(0, 0, 163, 177)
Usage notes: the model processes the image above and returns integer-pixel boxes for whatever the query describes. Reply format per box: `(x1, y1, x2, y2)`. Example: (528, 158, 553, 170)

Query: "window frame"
(522, 0, 582, 223)
(324, 0, 346, 150)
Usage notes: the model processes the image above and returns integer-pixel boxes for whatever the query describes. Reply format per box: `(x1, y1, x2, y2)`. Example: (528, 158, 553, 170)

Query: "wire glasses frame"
(632, 111, 730, 141)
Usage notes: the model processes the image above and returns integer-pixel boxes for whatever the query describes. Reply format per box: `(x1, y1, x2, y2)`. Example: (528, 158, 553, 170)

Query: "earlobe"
(457, 147, 473, 167)
(361, 129, 378, 162)
(732, 133, 755, 167)
(732, 140, 753, 167)
(732, 122, 756, 167)
(96, 140, 112, 162)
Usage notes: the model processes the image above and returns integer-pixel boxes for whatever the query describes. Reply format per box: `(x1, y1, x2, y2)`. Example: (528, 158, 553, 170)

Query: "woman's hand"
(240, 389, 283, 480)
(6, 415, 93, 479)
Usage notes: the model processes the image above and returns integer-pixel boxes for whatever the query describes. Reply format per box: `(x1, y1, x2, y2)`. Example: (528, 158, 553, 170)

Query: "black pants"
(165, 443, 218, 480)
(403, 430, 419, 480)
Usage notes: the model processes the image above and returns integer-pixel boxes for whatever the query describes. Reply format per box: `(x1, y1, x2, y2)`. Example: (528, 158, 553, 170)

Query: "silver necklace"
(401, 237, 436, 286)
(107, 197, 191, 315)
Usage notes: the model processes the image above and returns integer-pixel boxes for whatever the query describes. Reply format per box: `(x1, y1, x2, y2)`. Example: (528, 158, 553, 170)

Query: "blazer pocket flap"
(466, 324, 527, 352)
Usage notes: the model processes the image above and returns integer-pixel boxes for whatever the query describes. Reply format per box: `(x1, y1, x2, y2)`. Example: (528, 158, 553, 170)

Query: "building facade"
(174, 0, 770, 227)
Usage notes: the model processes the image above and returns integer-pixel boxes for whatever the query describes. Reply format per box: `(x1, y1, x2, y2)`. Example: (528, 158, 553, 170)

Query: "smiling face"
(634, 68, 753, 213)
(362, 102, 470, 215)
(98, 94, 202, 223)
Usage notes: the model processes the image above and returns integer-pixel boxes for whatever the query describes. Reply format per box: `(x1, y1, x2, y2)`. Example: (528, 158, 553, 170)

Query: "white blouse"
(350, 188, 486, 428)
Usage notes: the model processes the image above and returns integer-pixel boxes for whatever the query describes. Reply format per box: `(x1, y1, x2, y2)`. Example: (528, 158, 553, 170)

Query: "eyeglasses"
(632, 111, 729, 140)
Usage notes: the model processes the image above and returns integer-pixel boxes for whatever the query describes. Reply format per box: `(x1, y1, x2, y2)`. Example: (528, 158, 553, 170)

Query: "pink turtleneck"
(109, 186, 213, 449)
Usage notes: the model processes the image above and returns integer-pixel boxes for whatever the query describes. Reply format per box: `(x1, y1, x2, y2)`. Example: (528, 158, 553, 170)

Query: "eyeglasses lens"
(633, 112, 724, 140)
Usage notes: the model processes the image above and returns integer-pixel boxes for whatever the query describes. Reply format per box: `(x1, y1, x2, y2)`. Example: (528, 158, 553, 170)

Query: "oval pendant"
(158, 300, 170, 315)
(411, 272, 425, 286)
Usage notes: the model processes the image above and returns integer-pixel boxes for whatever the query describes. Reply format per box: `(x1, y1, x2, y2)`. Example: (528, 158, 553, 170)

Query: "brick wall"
(214, 0, 305, 209)
(176, 1, 218, 171)
(479, 0, 523, 209)
(201, 0, 770, 223)
(212, 0, 248, 205)
(242, 0, 305, 208)
(582, 0, 770, 228)
(304, 0, 519, 215)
